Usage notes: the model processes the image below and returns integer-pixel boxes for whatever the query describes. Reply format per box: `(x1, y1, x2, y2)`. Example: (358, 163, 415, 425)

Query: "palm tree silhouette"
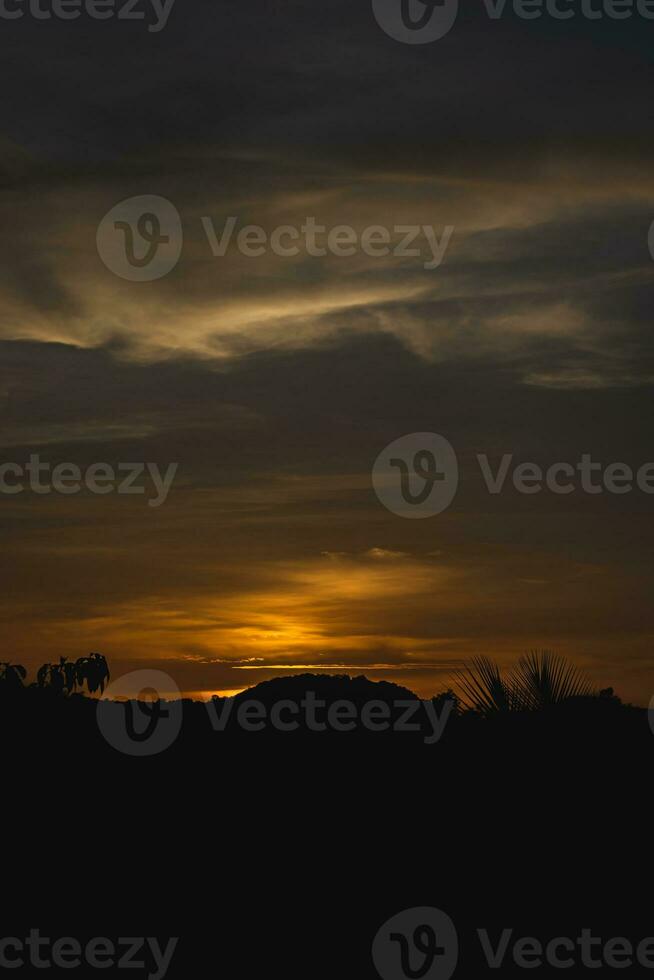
(454, 651, 594, 714)
(36, 653, 109, 696)
(0, 662, 27, 691)
(74, 653, 110, 695)
(37, 658, 68, 693)
(454, 656, 519, 715)
(513, 650, 592, 709)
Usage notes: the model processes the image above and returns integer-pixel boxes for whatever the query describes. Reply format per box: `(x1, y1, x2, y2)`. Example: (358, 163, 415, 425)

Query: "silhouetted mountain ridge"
(230, 672, 418, 705)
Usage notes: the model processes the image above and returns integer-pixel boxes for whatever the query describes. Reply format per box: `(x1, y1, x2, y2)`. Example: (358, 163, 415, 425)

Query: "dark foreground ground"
(4, 676, 653, 978)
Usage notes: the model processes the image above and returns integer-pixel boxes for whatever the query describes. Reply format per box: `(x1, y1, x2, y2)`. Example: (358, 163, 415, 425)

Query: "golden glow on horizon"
(231, 663, 453, 670)
(6, 493, 647, 701)
(56, 556, 461, 665)
(11, 553, 468, 699)
(186, 688, 248, 701)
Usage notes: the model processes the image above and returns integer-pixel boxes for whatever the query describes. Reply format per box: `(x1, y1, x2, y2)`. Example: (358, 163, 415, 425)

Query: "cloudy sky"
(1, 1, 653, 701)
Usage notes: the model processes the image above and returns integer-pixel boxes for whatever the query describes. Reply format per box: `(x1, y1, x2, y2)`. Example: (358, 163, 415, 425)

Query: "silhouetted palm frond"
(513, 650, 593, 709)
(453, 656, 519, 714)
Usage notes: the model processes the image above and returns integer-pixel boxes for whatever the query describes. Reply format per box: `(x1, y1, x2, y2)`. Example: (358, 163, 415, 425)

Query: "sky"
(1, 1, 653, 702)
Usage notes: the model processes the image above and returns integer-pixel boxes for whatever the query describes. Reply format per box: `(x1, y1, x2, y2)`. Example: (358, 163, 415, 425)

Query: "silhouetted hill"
(231, 672, 418, 705)
(1, 665, 648, 766)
